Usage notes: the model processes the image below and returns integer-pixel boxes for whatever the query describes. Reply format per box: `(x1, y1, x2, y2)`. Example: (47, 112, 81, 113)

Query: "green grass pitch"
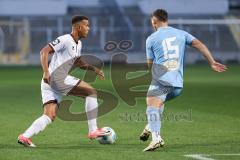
(0, 65, 239, 160)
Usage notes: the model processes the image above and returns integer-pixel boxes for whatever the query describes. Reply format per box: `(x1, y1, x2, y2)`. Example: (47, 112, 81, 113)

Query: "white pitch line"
(213, 154, 240, 156)
(184, 153, 240, 160)
(184, 154, 214, 160)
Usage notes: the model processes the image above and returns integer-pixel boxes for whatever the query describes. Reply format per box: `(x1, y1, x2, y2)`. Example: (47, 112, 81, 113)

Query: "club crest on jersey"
(51, 39, 60, 46)
(72, 46, 75, 50)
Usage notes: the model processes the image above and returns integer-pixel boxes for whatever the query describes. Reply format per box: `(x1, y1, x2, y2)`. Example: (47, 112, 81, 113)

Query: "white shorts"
(41, 75, 80, 105)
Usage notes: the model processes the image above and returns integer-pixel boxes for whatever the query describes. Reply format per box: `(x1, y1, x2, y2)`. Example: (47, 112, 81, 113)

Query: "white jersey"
(40, 34, 82, 102)
(48, 34, 82, 75)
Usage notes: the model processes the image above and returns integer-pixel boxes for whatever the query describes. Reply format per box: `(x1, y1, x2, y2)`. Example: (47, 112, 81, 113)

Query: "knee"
(45, 112, 56, 121)
(43, 103, 57, 121)
(88, 89, 97, 97)
(91, 88, 97, 96)
(44, 110, 56, 121)
(146, 96, 163, 107)
(146, 97, 154, 106)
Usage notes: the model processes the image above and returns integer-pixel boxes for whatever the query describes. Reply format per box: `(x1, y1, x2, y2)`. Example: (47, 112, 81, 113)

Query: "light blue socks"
(146, 106, 160, 132)
(146, 105, 164, 141)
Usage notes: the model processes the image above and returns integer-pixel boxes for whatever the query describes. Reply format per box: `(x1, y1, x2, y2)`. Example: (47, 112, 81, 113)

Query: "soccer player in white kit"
(18, 16, 107, 147)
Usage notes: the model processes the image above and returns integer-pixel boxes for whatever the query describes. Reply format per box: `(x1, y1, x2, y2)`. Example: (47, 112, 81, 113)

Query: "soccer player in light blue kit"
(140, 9, 227, 151)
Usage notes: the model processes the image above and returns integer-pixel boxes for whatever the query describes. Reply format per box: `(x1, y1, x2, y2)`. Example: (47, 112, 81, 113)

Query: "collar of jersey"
(157, 26, 169, 31)
(69, 34, 79, 44)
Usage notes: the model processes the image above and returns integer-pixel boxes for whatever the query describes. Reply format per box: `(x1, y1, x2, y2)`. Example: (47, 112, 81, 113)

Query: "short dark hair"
(151, 9, 168, 22)
(72, 15, 89, 25)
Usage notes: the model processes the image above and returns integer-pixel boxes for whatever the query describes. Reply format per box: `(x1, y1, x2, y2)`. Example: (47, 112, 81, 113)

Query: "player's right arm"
(191, 39, 227, 72)
(184, 31, 227, 73)
(40, 37, 66, 84)
(40, 45, 54, 84)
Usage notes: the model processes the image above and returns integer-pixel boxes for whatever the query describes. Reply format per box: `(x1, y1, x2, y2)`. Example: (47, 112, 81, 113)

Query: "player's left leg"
(140, 104, 164, 142)
(67, 80, 107, 139)
(140, 80, 167, 143)
(143, 95, 165, 152)
(142, 83, 182, 151)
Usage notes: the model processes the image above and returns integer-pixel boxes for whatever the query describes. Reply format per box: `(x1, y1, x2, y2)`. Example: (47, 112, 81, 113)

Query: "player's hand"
(211, 61, 227, 73)
(95, 68, 105, 80)
(43, 71, 51, 84)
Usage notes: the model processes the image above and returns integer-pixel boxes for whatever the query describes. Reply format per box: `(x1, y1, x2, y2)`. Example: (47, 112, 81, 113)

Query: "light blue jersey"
(146, 26, 196, 88)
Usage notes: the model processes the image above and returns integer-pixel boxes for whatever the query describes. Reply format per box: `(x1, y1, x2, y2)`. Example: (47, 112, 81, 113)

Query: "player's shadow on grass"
(33, 143, 119, 150)
(0, 143, 108, 150)
(23, 142, 142, 150)
(28, 139, 240, 151)
(2, 139, 238, 150)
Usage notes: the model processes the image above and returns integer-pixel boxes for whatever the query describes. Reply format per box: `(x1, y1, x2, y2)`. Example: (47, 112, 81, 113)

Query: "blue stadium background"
(0, 0, 239, 64)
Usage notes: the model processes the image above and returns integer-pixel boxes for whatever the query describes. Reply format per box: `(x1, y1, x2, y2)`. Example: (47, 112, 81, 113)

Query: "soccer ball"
(97, 127, 116, 144)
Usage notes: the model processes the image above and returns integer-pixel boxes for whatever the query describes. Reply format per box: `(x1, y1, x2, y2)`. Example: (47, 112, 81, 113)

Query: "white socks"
(152, 131, 161, 141)
(85, 96, 98, 133)
(22, 96, 98, 138)
(23, 114, 52, 138)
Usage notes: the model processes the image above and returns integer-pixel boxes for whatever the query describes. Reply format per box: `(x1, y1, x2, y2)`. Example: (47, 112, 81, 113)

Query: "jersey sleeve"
(146, 37, 154, 60)
(185, 31, 196, 45)
(49, 36, 66, 52)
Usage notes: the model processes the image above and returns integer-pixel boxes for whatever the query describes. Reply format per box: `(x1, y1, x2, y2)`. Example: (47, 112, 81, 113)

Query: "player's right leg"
(17, 103, 57, 147)
(17, 81, 61, 147)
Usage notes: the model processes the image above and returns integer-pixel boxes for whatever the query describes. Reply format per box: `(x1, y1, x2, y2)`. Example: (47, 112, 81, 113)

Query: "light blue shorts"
(147, 80, 182, 102)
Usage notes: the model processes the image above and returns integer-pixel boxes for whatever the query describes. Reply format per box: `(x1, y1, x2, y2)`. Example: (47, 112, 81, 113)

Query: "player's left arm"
(74, 57, 105, 80)
(147, 59, 153, 68)
(191, 39, 227, 72)
(146, 37, 154, 69)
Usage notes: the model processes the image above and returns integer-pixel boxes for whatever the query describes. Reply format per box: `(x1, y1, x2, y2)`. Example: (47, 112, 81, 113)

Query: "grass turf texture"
(0, 65, 239, 160)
